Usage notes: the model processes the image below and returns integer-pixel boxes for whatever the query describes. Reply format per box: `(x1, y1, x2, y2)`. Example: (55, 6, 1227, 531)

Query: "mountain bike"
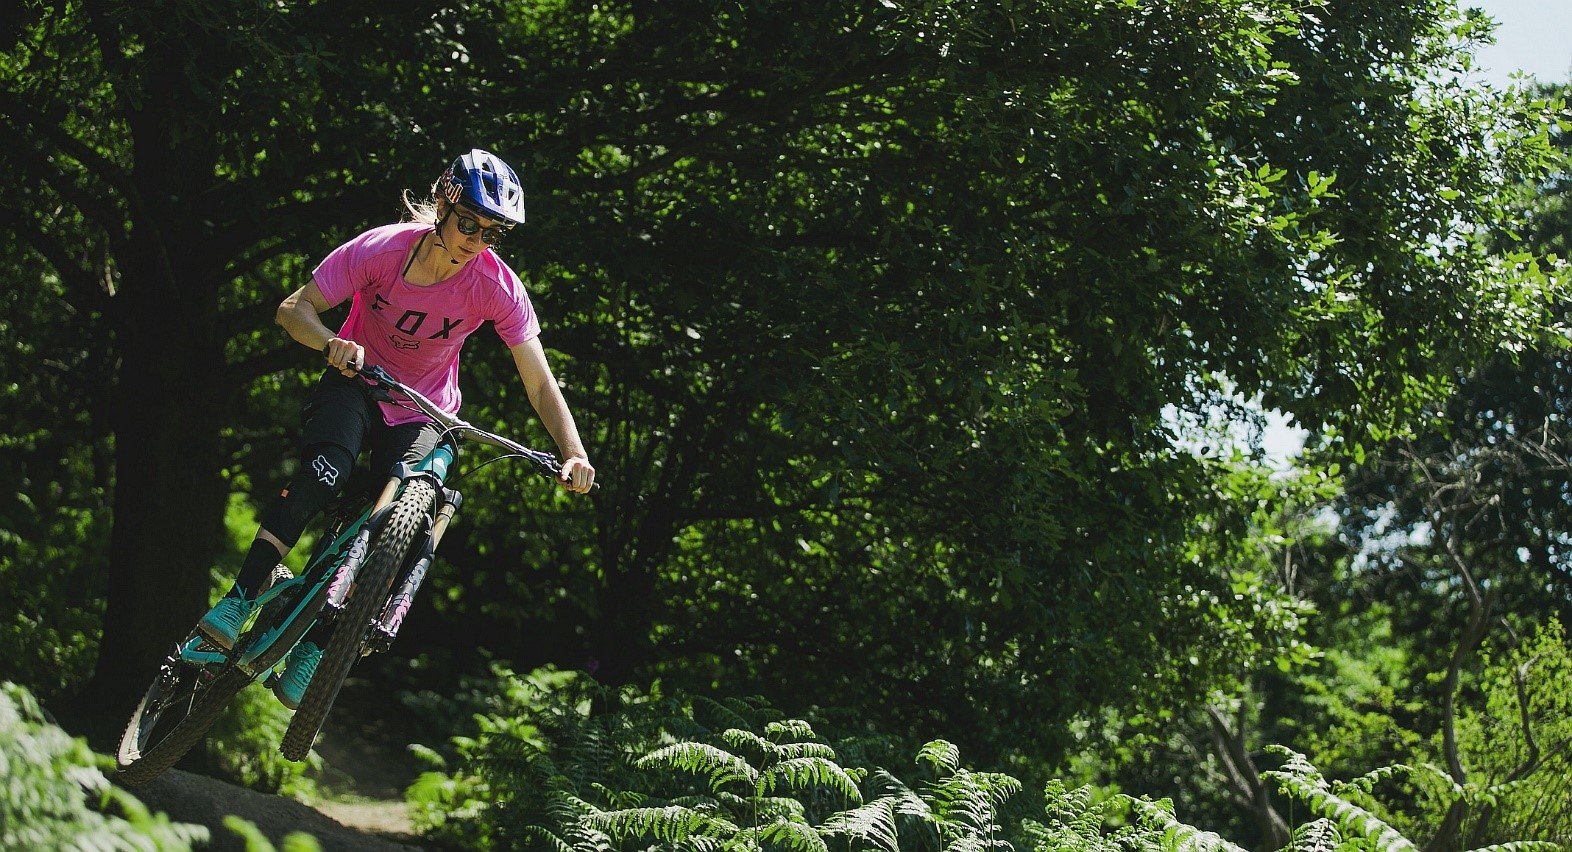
(115, 360, 581, 785)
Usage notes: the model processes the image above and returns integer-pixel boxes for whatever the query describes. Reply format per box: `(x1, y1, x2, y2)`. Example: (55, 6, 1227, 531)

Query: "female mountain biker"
(195, 148, 595, 709)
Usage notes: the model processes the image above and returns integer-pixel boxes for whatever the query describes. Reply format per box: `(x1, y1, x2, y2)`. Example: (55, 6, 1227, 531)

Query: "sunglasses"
(452, 208, 512, 246)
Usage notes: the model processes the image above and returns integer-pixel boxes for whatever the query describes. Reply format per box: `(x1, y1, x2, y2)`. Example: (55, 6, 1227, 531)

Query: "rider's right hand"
(325, 337, 365, 377)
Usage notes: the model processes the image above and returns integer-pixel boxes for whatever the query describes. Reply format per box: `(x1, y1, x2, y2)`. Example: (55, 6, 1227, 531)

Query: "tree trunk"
(1205, 703, 1292, 851)
(67, 239, 230, 742)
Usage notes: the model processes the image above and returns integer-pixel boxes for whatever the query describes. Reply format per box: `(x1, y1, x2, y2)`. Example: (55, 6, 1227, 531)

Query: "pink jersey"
(312, 223, 540, 426)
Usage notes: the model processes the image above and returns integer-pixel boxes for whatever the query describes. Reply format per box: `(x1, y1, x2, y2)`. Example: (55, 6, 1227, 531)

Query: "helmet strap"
(430, 206, 461, 265)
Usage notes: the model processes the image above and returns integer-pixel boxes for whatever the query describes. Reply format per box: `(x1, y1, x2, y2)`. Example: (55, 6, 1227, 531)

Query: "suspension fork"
(324, 461, 442, 614)
(368, 488, 462, 651)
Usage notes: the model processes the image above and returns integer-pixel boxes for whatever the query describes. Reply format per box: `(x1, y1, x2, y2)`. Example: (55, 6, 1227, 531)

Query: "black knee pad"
(258, 442, 355, 547)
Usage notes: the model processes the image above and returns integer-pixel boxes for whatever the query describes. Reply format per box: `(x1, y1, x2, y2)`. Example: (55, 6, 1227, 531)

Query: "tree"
(2, 0, 1563, 761)
(0, 0, 478, 730)
(431, 0, 1563, 757)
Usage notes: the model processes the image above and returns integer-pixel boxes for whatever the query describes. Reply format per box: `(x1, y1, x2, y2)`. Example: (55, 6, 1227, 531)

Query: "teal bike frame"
(178, 442, 457, 679)
(174, 360, 583, 681)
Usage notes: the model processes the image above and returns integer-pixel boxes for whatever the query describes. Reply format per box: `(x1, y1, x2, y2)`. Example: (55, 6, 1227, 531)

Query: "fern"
(1026, 781, 1123, 852)
(692, 695, 775, 734)
(1287, 818, 1340, 852)
(586, 804, 742, 844)
(759, 756, 864, 802)
(925, 769, 1022, 832)
(823, 769, 940, 851)
(917, 740, 963, 775)
(724, 727, 780, 762)
(755, 816, 832, 852)
(1265, 748, 1418, 852)
(821, 796, 903, 852)
(1461, 843, 1565, 852)
(640, 741, 761, 792)
(766, 720, 820, 742)
(1129, 797, 1251, 852)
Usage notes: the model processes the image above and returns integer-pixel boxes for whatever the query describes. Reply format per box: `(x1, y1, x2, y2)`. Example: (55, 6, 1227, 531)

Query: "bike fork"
(368, 488, 462, 653)
(323, 463, 429, 614)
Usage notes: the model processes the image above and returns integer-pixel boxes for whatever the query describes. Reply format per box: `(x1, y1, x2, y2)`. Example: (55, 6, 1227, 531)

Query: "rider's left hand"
(559, 456, 595, 494)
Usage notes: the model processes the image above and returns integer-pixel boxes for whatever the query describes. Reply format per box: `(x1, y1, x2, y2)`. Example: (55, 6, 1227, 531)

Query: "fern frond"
(943, 834, 1015, 852)
(546, 792, 602, 824)
(677, 837, 728, 852)
(926, 769, 1022, 828)
(1129, 797, 1250, 852)
(640, 742, 760, 792)
(1039, 781, 1117, 846)
(723, 728, 778, 761)
(1288, 819, 1340, 852)
(585, 805, 740, 844)
(518, 824, 577, 852)
(822, 796, 900, 852)
(773, 741, 839, 762)
(1265, 769, 1417, 851)
(756, 817, 830, 852)
(1333, 764, 1413, 798)
(1461, 844, 1565, 852)
(668, 795, 724, 812)
(759, 757, 864, 803)
(1265, 746, 1322, 782)
(917, 740, 962, 775)
(589, 781, 648, 810)
(752, 796, 811, 824)
(765, 720, 818, 742)
(1409, 763, 1467, 799)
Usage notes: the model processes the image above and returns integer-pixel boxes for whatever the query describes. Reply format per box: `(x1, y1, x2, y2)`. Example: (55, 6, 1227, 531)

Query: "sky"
(1256, 0, 1571, 463)
(1458, 0, 1572, 87)
(1464, 0, 1572, 87)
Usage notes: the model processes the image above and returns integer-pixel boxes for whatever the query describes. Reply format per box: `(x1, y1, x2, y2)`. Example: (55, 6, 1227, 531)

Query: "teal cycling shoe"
(274, 641, 323, 710)
(196, 588, 258, 651)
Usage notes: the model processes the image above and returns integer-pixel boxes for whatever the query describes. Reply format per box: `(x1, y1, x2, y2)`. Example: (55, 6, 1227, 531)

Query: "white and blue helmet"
(439, 149, 526, 225)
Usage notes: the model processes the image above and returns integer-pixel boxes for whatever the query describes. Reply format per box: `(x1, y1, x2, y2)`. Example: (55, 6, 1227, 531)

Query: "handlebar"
(324, 346, 597, 491)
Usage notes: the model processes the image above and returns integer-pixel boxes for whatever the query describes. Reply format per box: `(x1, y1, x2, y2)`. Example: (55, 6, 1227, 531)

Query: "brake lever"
(525, 450, 600, 492)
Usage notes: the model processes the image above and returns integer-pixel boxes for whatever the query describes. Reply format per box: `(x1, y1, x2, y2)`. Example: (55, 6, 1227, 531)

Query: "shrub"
(0, 681, 208, 850)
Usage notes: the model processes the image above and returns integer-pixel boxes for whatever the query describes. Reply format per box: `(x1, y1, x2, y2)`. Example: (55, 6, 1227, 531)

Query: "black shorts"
(300, 370, 455, 481)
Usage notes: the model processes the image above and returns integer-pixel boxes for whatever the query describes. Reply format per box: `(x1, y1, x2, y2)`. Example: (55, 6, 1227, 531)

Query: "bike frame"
(177, 363, 565, 679)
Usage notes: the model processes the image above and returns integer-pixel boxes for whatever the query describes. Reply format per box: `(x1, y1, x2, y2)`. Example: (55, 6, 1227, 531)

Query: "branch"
(0, 96, 133, 246)
(1502, 654, 1543, 784)
(0, 204, 114, 316)
(215, 184, 387, 262)
(231, 344, 309, 386)
(221, 235, 305, 285)
(1204, 704, 1290, 850)
(1437, 580, 1494, 784)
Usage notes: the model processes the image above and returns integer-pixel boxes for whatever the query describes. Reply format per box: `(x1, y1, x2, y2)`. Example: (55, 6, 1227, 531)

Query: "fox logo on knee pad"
(311, 455, 340, 487)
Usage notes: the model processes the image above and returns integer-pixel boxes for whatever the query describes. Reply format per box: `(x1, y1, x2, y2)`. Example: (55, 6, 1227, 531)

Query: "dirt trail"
(115, 673, 439, 850)
(128, 767, 427, 851)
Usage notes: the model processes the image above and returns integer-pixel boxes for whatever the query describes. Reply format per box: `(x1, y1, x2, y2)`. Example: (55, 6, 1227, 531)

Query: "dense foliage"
(406, 665, 1559, 851)
(2, 0, 1570, 847)
(0, 681, 207, 849)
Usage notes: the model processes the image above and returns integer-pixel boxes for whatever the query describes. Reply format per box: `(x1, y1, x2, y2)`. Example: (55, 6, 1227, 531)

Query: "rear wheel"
(280, 477, 436, 761)
(115, 651, 249, 787)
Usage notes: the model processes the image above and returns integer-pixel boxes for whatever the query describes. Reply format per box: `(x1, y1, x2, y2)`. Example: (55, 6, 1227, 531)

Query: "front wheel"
(280, 477, 436, 761)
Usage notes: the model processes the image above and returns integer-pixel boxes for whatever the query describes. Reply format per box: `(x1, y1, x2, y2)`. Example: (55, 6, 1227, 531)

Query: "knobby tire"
(115, 663, 249, 787)
(280, 478, 435, 761)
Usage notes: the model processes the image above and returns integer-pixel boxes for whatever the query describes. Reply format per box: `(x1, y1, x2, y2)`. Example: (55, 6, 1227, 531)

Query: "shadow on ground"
(126, 767, 426, 851)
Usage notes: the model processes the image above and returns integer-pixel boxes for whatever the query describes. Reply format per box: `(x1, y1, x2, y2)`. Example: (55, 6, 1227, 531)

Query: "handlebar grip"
(321, 341, 365, 372)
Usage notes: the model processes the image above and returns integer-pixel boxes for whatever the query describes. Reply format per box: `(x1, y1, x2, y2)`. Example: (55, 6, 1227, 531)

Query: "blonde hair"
(400, 181, 444, 225)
